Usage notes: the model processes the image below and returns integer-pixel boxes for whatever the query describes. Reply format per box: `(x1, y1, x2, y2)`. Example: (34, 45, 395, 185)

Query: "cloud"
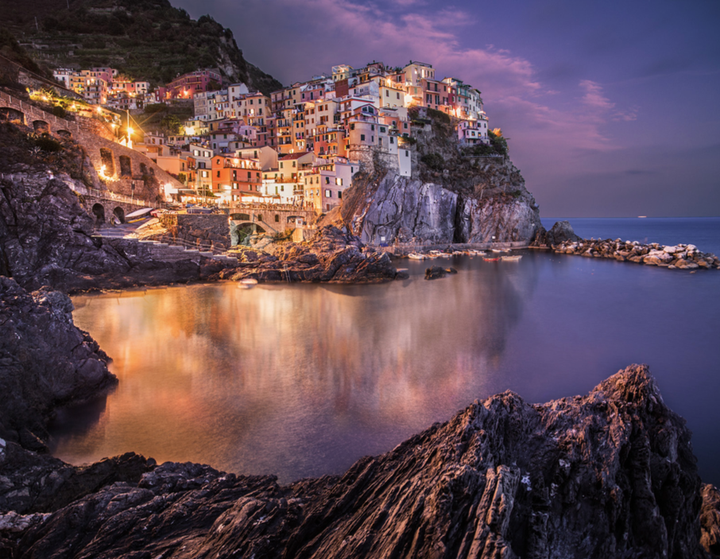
(580, 79, 638, 122)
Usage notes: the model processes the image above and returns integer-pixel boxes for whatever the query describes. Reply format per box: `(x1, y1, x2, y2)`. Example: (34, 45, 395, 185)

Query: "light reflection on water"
(52, 252, 720, 484)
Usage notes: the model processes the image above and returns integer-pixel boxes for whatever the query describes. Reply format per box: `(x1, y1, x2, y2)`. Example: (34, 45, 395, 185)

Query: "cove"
(51, 251, 720, 485)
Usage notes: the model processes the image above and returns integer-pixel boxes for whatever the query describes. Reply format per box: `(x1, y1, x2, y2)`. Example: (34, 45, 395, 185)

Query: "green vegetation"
(420, 153, 444, 171)
(488, 129, 508, 156)
(5, 0, 282, 95)
(31, 133, 63, 152)
(134, 102, 193, 135)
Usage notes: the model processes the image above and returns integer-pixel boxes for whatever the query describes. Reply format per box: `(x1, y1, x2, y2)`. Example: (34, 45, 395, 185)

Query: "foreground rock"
(3, 364, 719, 558)
(221, 225, 401, 283)
(0, 277, 115, 449)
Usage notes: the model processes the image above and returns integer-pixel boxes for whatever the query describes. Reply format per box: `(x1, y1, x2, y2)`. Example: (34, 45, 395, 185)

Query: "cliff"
(2, 364, 719, 558)
(3, 0, 283, 94)
(341, 159, 541, 246)
(339, 110, 542, 246)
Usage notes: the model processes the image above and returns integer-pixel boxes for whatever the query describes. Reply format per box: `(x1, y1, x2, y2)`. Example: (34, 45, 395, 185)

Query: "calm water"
(52, 218, 720, 485)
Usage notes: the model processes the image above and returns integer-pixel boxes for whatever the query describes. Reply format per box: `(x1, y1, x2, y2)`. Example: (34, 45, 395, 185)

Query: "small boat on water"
(238, 278, 259, 289)
(408, 253, 425, 260)
(491, 249, 506, 254)
(501, 255, 522, 262)
(483, 257, 500, 262)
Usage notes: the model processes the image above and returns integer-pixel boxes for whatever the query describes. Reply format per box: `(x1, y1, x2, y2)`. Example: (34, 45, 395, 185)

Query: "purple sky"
(173, 0, 720, 217)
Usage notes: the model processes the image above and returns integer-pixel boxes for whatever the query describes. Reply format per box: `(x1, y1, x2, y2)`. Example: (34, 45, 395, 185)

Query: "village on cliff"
(50, 61, 491, 213)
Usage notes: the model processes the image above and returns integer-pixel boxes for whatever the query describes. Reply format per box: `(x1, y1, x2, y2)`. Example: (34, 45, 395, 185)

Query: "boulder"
(0, 277, 116, 447)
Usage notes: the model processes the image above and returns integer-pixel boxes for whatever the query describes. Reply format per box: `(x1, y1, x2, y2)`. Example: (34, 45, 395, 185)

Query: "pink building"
(167, 69, 223, 99)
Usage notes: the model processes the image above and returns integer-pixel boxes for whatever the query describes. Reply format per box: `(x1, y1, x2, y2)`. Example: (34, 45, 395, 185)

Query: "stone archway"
(92, 203, 105, 224)
(56, 129, 72, 140)
(0, 107, 25, 124)
(112, 206, 125, 224)
(32, 120, 50, 133)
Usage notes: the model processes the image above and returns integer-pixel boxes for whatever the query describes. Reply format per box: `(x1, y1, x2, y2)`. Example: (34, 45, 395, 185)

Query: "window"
(338, 191, 342, 199)
(405, 150, 409, 157)
(380, 127, 386, 133)
(216, 171, 220, 178)
(233, 182, 238, 189)
(325, 177, 330, 184)
(361, 134, 365, 141)
(325, 189, 332, 198)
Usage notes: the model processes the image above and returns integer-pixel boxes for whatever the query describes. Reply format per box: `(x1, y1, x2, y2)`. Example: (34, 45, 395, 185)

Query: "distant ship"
(638, 215, 648, 218)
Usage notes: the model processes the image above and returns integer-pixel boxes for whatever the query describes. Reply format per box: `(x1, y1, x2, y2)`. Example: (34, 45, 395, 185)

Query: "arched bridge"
(228, 204, 315, 244)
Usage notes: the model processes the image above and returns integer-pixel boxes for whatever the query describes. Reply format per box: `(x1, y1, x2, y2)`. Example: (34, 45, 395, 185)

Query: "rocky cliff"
(340, 110, 542, 246)
(0, 277, 115, 451)
(341, 163, 542, 246)
(2, 364, 719, 558)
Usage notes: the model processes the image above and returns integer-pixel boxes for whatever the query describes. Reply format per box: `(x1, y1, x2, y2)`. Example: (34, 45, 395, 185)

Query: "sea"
(50, 217, 720, 485)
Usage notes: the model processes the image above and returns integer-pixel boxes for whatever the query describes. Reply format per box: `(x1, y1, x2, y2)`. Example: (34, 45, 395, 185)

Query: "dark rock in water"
(226, 225, 400, 284)
(3, 364, 715, 558)
(0, 277, 116, 448)
(424, 266, 457, 279)
(425, 265, 447, 279)
(532, 220, 581, 247)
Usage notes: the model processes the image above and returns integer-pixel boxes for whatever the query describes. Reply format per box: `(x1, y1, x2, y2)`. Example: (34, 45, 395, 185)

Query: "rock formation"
(530, 220, 580, 247)
(0, 170, 229, 293)
(532, 224, 720, 270)
(340, 162, 541, 247)
(0, 277, 115, 450)
(3, 364, 720, 558)
(221, 224, 401, 283)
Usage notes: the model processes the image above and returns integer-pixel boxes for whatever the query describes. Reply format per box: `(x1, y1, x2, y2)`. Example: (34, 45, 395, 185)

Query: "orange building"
(211, 155, 262, 204)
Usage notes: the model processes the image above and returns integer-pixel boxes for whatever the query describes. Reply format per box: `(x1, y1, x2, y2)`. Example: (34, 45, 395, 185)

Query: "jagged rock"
(531, 220, 581, 247)
(2, 364, 716, 558)
(226, 225, 400, 284)
(0, 277, 115, 447)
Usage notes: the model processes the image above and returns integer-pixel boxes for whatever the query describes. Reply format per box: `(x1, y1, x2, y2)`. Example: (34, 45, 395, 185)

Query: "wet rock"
(424, 266, 457, 279)
(540, 235, 720, 271)
(3, 364, 715, 558)
(226, 225, 401, 284)
(0, 277, 116, 447)
(531, 220, 580, 247)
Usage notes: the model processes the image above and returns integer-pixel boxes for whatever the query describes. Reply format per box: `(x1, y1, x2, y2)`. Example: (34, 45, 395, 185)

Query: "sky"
(172, 0, 720, 217)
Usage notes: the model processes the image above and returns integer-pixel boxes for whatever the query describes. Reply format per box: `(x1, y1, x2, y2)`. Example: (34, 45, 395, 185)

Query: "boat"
(125, 207, 153, 220)
(501, 255, 522, 262)
(408, 253, 425, 260)
(491, 249, 506, 254)
(483, 257, 500, 262)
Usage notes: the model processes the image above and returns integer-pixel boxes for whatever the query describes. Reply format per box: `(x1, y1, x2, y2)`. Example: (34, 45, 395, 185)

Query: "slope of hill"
(0, 0, 283, 95)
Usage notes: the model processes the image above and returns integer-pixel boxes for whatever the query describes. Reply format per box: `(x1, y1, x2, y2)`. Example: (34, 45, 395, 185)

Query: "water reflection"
(51, 255, 540, 482)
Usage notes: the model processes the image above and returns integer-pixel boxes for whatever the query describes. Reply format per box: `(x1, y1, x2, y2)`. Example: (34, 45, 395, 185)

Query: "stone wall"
(160, 214, 231, 249)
